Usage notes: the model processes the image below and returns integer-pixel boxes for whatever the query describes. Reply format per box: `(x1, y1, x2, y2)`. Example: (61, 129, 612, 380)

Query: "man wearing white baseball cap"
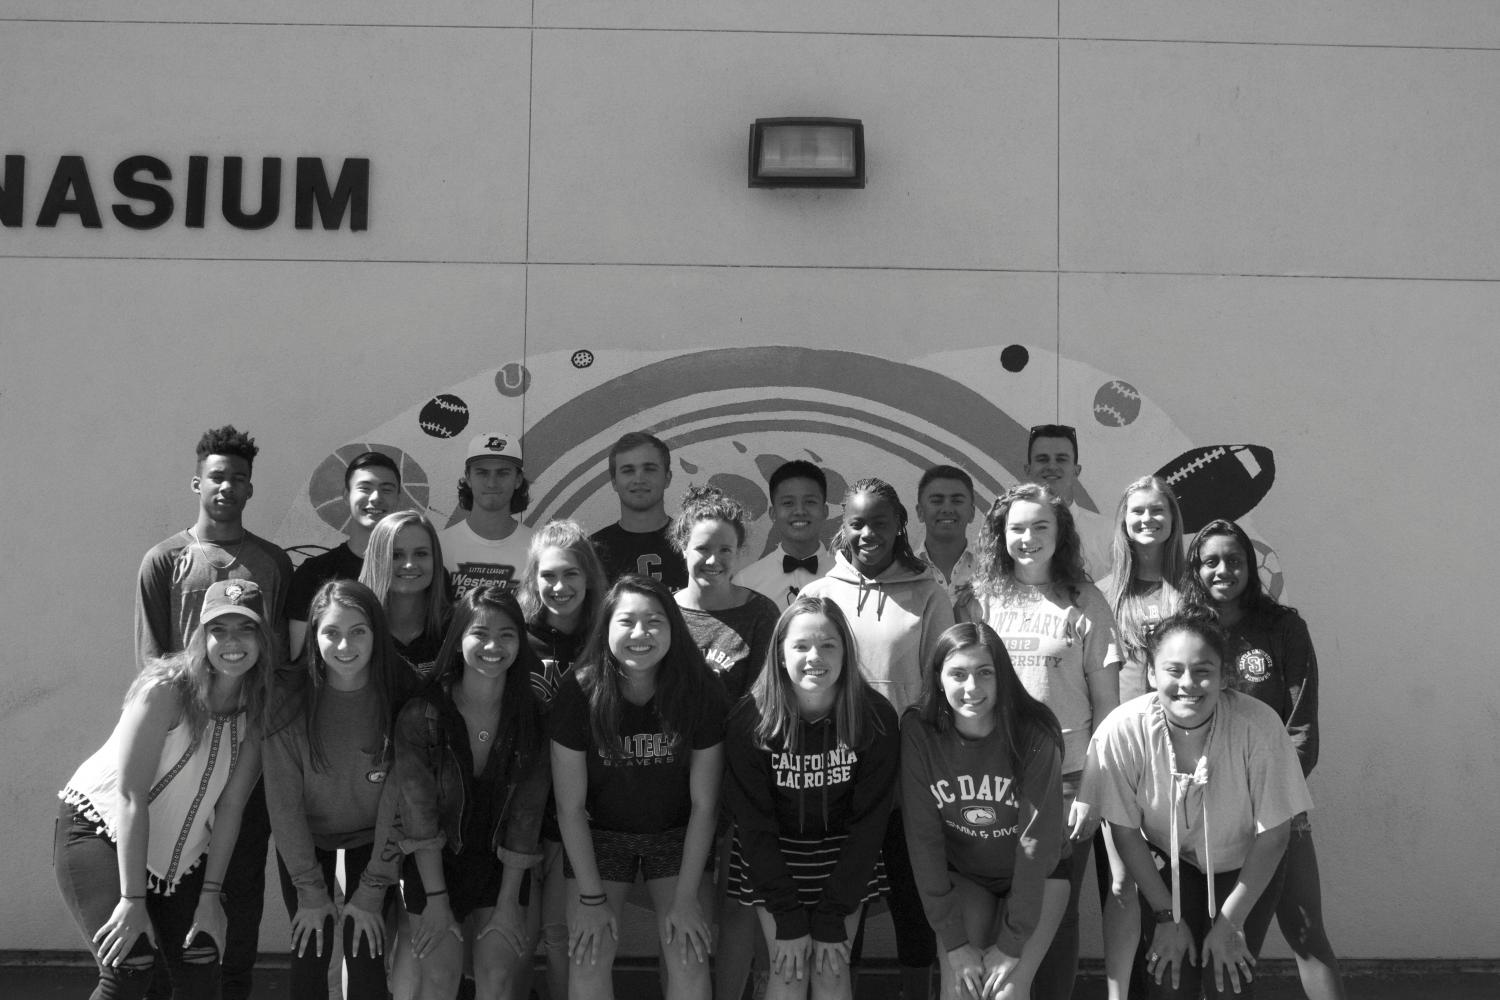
(441, 431, 533, 597)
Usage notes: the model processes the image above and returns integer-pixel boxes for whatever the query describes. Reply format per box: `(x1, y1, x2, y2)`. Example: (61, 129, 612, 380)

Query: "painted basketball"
(309, 443, 431, 533)
(1155, 444, 1275, 534)
(418, 393, 469, 438)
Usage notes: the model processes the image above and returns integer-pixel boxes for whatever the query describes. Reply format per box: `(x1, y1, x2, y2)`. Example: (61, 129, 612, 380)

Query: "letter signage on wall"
(1, 155, 370, 231)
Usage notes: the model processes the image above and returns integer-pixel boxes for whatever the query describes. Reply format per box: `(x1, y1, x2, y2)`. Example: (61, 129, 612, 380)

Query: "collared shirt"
(918, 545, 975, 608)
(734, 544, 832, 608)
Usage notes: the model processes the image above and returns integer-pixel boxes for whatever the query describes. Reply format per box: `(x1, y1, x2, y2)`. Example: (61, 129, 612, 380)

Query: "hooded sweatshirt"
(799, 553, 955, 716)
(723, 695, 900, 942)
(526, 618, 586, 712)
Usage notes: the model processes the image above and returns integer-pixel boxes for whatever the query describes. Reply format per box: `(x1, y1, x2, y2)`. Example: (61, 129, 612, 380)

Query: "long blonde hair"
(1105, 476, 1186, 666)
(127, 616, 274, 738)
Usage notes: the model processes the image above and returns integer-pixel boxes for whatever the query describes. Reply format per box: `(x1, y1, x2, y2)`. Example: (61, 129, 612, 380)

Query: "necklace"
(454, 683, 500, 745)
(1167, 712, 1215, 732)
(191, 529, 244, 572)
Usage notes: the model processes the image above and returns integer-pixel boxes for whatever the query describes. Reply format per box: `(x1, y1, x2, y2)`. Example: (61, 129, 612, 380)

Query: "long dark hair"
(747, 596, 878, 754)
(429, 585, 542, 754)
(917, 622, 1062, 801)
(274, 580, 406, 771)
(974, 483, 1089, 604)
(832, 477, 927, 575)
(577, 575, 711, 759)
(1183, 519, 1295, 622)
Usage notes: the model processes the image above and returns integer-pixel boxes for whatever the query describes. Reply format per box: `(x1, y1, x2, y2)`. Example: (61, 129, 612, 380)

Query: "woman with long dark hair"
(386, 585, 550, 999)
(1182, 520, 1345, 999)
(902, 622, 1069, 1000)
(550, 575, 728, 1000)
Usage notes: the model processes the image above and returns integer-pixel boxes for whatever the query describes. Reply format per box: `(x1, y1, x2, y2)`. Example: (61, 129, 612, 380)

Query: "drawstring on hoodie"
(854, 575, 889, 621)
(1157, 703, 1218, 923)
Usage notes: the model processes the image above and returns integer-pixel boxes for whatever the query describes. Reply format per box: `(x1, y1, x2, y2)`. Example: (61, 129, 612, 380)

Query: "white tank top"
(63, 707, 248, 894)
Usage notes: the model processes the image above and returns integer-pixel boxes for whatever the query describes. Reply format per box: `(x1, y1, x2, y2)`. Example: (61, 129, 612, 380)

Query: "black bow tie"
(783, 553, 819, 575)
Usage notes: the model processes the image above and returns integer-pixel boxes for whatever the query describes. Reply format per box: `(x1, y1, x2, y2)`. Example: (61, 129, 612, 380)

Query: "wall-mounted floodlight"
(748, 118, 865, 188)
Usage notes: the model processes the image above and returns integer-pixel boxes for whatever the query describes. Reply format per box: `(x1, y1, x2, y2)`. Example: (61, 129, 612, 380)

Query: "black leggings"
(53, 801, 221, 1000)
(851, 809, 936, 970)
(1141, 860, 1283, 1000)
(275, 843, 391, 1000)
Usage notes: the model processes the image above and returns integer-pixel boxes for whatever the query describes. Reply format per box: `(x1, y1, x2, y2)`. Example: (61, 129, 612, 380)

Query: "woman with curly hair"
(961, 483, 1122, 1000)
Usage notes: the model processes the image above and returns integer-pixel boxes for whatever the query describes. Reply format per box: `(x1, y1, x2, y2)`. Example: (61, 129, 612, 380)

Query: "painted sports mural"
(275, 342, 1281, 597)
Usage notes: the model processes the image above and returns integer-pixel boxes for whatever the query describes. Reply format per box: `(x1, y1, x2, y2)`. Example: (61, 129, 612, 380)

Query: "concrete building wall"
(4, 2, 1498, 958)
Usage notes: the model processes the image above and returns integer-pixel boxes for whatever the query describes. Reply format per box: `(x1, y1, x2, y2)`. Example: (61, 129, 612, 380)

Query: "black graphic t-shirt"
(549, 673, 727, 834)
(589, 523, 688, 590)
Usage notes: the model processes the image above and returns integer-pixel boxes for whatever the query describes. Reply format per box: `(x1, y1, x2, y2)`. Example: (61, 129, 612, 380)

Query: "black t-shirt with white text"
(549, 672, 727, 834)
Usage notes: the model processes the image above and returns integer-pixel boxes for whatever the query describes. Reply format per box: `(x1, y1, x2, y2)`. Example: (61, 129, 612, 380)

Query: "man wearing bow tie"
(733, 460, 833, 606)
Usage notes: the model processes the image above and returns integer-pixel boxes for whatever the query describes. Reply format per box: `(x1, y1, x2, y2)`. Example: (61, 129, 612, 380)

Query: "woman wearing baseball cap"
(56, 580, 273, 1000)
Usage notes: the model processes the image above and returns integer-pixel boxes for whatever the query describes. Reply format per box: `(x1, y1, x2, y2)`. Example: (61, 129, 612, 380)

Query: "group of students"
(54, 422, 1344, 1000)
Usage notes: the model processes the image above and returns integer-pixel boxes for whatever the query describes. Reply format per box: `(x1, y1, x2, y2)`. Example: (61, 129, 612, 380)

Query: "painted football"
(1155, 444, 1275, 533)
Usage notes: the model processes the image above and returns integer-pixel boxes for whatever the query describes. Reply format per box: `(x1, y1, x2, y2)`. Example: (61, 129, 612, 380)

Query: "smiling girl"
(264, 580, 415, 1000)
(550, 576, 727, 1000)
(515, 518, 612, 1000)
(386, 585, 551, 1000)
(801, 477, 954, 1000)
(963, 482, 1122, 1000)
(1083, 611, 1310, 1000)
(901, 622, 1069, 1000)
(668, 485, 784, 998)
(671, 485, 783, 703)
(359, 510, 452, 679)
(723, 596, 899, 1000)
(1183, 520, 1345, 1000)
(1099, 476, 1188, 998)
(56, 580, 270, 1000)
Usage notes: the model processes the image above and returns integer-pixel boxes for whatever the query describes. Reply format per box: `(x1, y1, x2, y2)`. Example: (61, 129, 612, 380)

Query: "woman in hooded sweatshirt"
(723, 596, 899, 1000)
(516, 518, 611, 1000)
(800, 477, 953, 999)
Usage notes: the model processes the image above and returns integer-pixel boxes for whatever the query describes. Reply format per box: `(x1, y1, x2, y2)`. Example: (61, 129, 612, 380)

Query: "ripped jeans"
(54, 801, 221, 1000)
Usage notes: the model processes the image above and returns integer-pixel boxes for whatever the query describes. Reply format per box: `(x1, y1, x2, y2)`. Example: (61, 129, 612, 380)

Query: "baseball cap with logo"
(200, 579, 266, 625)
(464, 431, 523, 467)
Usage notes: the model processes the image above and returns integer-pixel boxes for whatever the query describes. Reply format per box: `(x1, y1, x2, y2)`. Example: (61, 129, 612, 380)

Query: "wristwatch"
(1154, 908, 1176, 924)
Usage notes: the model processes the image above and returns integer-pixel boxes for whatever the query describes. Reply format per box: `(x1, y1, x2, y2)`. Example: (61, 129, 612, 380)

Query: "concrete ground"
(2, 959, 1496, 998)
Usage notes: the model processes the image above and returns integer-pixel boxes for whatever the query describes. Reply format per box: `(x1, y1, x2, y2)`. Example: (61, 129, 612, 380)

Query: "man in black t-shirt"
(589, 430, 687, 590)
(286, 450, 402, 658)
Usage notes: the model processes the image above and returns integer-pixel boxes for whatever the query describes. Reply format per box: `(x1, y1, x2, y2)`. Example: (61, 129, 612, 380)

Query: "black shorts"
(563, 826, 692, 883)
(402, 848, 531, 921)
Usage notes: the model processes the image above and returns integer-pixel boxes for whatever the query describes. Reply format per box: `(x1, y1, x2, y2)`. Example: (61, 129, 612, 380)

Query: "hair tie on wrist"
(123, 894, 146, 900)
(426, 889, 449, 898)
(579, 892, 608, 906)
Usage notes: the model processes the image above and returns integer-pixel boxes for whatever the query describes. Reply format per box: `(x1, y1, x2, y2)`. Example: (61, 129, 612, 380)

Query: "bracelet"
(201, 880, 223, 890)
(579, 892, 608, 906)
(122, 894, 147, 901)
(426, 889, 449, 898)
